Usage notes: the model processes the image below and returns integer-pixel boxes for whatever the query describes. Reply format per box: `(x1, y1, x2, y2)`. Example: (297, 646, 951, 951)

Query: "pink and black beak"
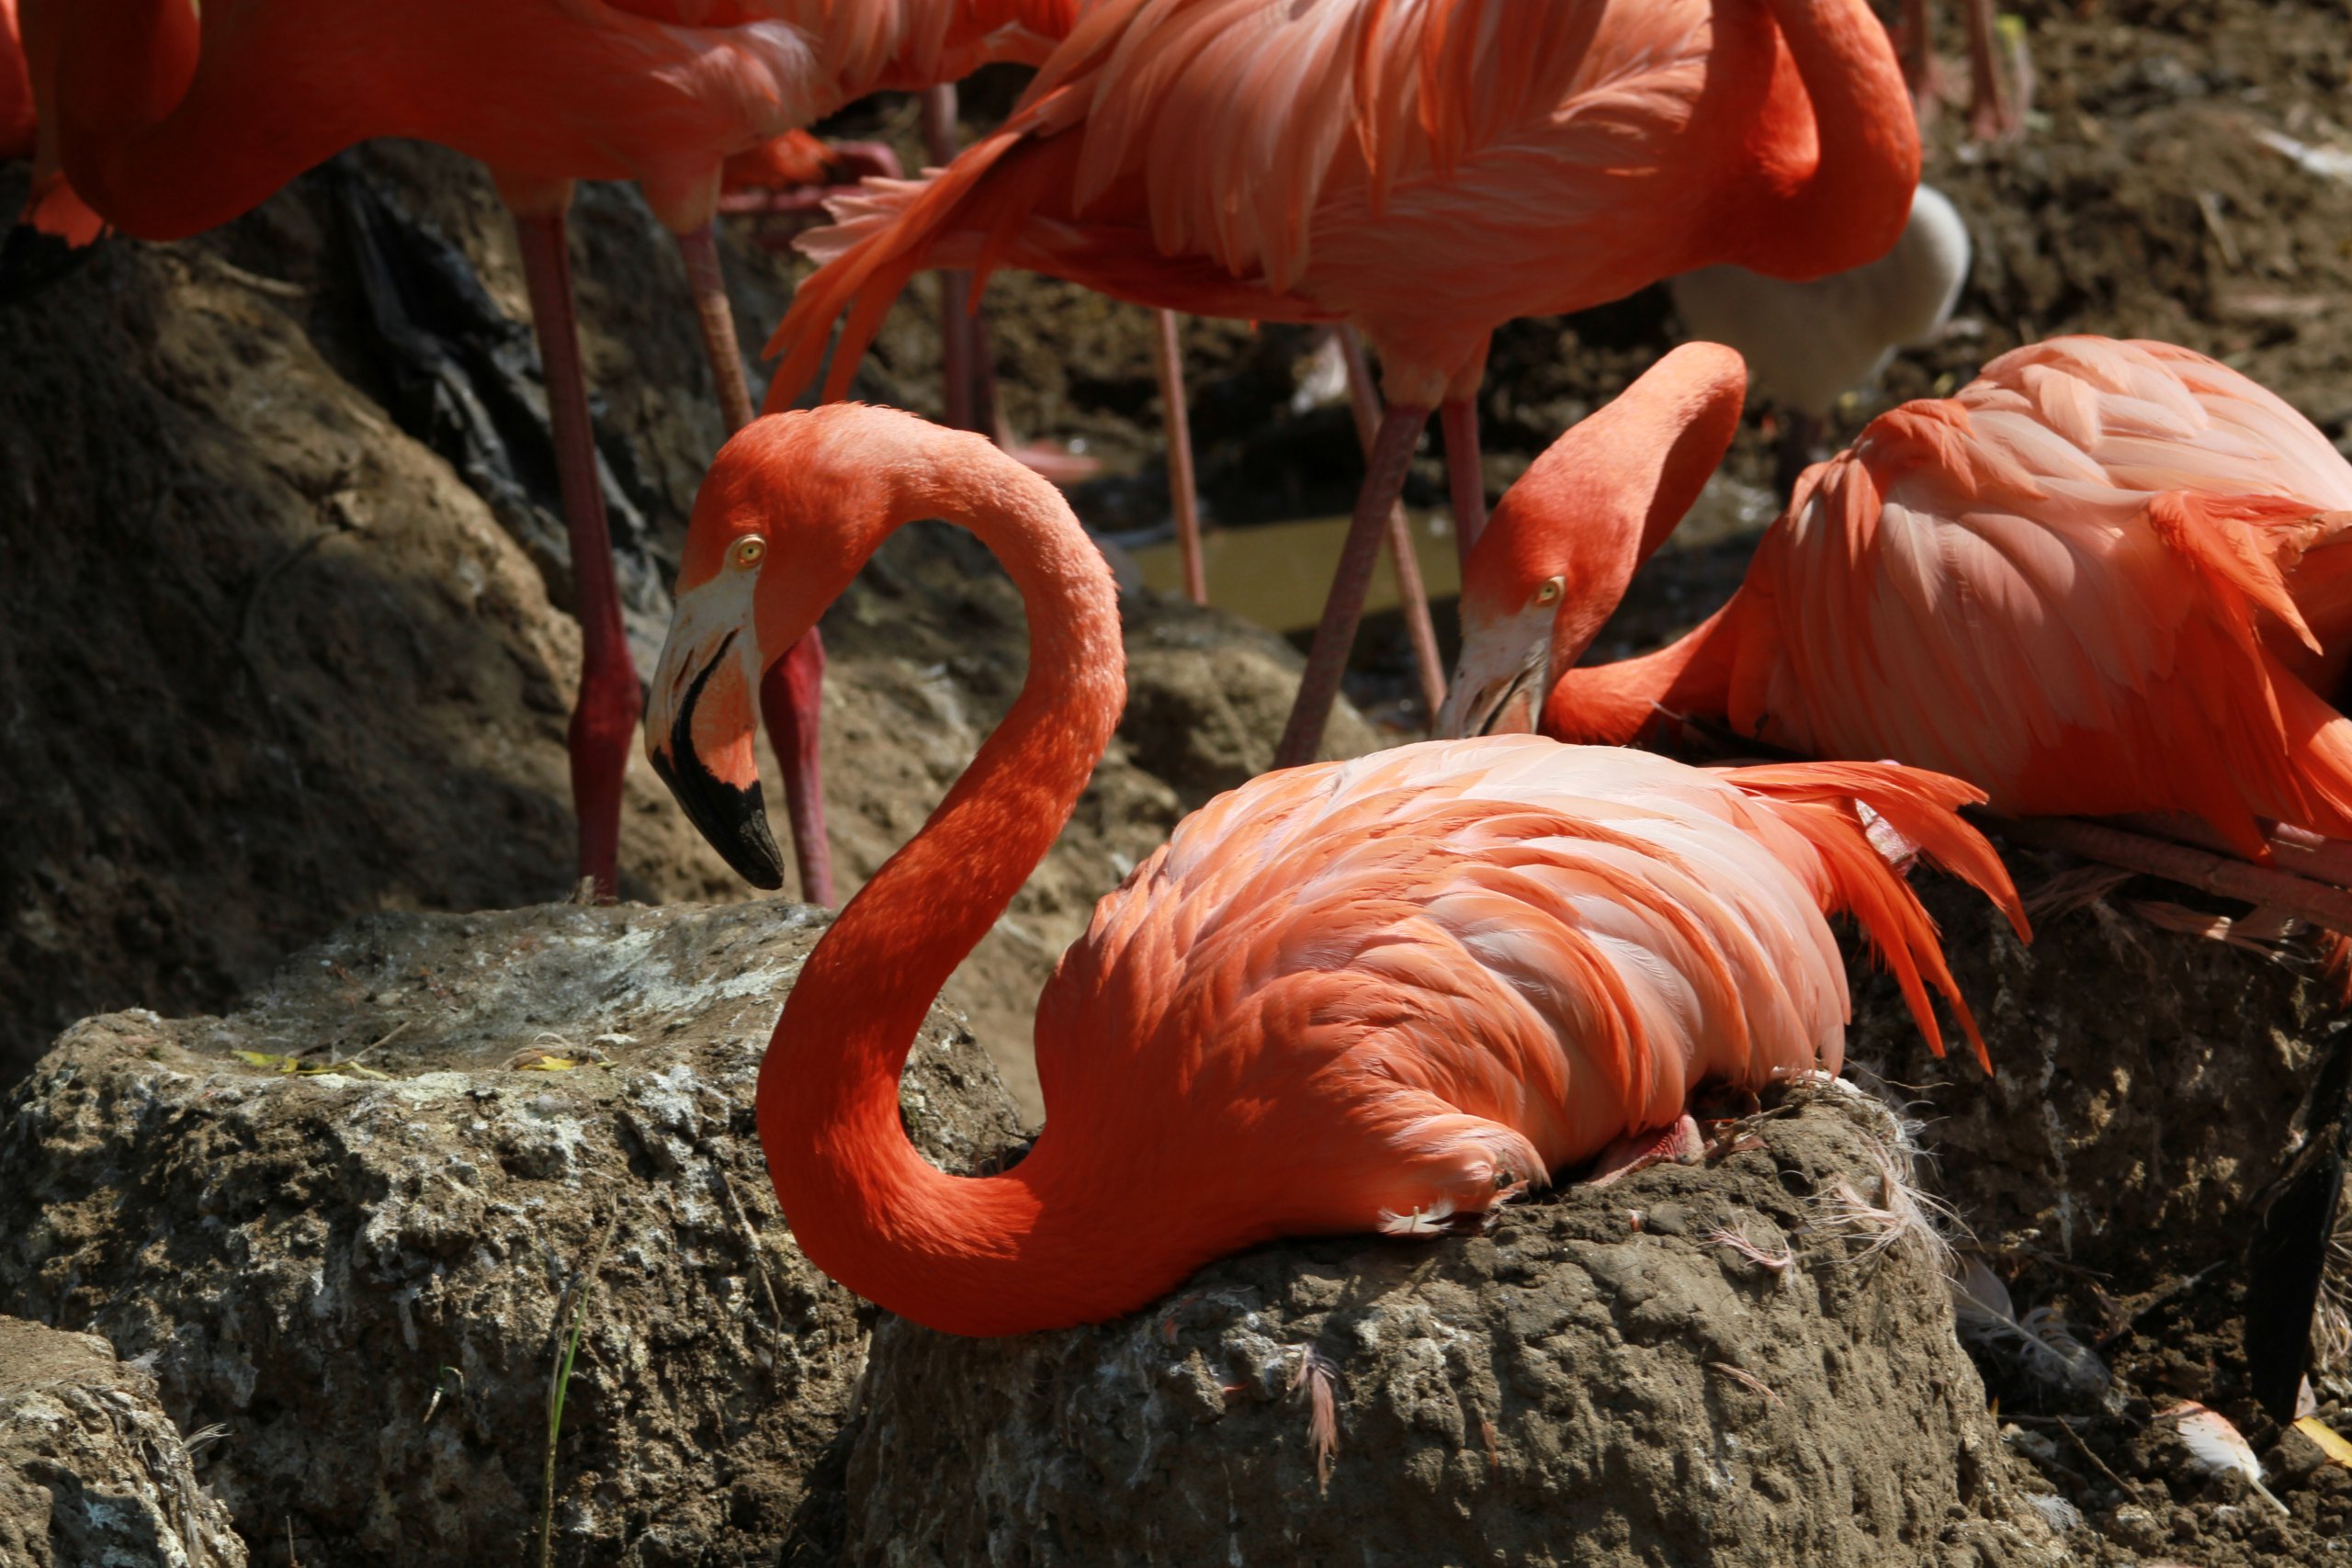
(1432, 604, 1556, 739)
(646, 589, 785, 889)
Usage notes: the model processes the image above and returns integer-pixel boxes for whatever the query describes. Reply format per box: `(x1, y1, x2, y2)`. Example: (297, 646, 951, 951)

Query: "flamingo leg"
(1150, 309, 1207, 605)
(676, 221, 836, 905)
(1274, 400, 1429, 769)
(1895, 0, 1932, 99)
(514, 209, 639, 901)
(1439, 396, 1487, 565)
(1337, 328, 1445, 722)
(1962, 0, 2017, 140)
(922, 85, 982, 434)
(1987, 812, 2352, 938)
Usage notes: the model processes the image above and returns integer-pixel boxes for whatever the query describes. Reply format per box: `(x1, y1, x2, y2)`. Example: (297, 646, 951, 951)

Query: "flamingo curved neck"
(1744, 0, 1919, 279)
(756, 460, 1135, 1338)
(1545, 606, 1738, 747)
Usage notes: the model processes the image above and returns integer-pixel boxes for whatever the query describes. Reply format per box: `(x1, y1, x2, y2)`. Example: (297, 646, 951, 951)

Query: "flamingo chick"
(1439, 337, 2352, 933)
(762, 0, 1924, 769)
(1670, 183, 1970, 496)
(644, 402, 2023, 1336)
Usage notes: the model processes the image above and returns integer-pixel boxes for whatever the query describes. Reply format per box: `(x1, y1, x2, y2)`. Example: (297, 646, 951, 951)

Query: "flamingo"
(1669, 182, 1970, 496)
(760, 0, 1922, 770)
(1436, 336, 2352, 934)
(640, 401, 2023, 1335)
(29, 0, 1071, 902)
(2, 0, 99, 247)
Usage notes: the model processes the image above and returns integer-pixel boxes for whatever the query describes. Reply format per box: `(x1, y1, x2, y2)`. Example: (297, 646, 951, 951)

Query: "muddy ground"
(4, 0, 2352, 1562)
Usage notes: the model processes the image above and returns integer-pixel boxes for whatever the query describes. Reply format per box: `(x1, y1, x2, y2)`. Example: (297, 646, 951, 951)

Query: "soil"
(4, 0, 2352, 1563)
(0, 1315, 246, 1568)
(831, 1086, 2062, 1568)
(0, 900, 1025, 1567)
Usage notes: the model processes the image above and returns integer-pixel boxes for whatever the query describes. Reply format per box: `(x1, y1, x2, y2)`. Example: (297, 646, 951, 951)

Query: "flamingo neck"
(1545, 606, 1740, 747)
(756, 455, 1131, 1337)
(1743, 0, 1920, 279)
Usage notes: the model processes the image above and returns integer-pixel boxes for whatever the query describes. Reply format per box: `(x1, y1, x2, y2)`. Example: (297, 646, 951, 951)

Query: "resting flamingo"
(1438, 337, 2352, 933)
(30, 0, 1071, 900)
(762, 0, 1922, 769)
(641, 401, 2022, 1335)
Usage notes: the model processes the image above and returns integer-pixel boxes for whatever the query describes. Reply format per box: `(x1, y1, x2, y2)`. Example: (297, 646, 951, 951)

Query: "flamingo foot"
(1585, 1114, 1705, 1188)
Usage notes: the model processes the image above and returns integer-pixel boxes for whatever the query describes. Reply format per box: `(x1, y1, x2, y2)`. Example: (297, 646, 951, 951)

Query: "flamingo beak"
(645, 582, 785, 889)
(1433, 608, 1553, 739)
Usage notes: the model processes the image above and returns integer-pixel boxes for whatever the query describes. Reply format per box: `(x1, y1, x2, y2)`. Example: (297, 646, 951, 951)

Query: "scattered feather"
(2158, 1401, 2290, 1514)
(1950, 1258, 2109, 1398)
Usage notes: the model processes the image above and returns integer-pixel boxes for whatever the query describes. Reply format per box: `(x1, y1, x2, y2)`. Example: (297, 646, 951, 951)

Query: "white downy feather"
(2159, 1401, 2290, 1515)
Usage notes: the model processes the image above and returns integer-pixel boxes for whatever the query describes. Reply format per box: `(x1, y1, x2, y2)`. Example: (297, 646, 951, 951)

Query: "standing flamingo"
(1669, 182, 1970, 496)
(1436, 337, 2352, 931)
(761, 0, 1922, 768)
(30, 0, 1070, 901)
(642, 401, 2022, 1335)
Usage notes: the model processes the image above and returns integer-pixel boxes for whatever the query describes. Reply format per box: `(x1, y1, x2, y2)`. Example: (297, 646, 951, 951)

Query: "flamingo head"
(1434, 343, 1748, 739)
(646, 405, 917, 886)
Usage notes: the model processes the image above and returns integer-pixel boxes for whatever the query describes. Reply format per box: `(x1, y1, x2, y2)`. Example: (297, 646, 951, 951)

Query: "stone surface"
(0, 901, 1024, 1568)
(831, 1088, 2059, 1568)
(0, 1315, 246, 1568)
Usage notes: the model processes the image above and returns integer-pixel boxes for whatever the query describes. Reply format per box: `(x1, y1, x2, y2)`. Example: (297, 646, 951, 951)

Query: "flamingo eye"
(729, 536, 767, 570)
(1533, 576, 1564, 606)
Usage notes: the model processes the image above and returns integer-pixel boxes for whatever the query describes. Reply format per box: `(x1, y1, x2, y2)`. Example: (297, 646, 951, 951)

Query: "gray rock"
(832, 1088, 2059, 1568)
(0, 900, 1024, 1568)
(0, 1316, 245, 1568)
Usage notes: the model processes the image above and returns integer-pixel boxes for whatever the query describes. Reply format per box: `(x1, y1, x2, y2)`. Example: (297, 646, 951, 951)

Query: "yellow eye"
(729, 536, 767, 570)
(1533, 575, 1564, 606)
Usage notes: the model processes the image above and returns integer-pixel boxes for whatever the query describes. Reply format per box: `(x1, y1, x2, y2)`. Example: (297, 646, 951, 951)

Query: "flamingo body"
(769, 0, 1922, 412)
(1446, 337, 2352, 860)
(644, 403, 2019, 1336)
(1669, 181, 1968, 421)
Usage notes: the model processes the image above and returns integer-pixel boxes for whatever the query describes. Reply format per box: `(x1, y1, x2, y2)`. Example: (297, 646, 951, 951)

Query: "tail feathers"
(1727, 760, 2029, 1075)
(765, 111, 1049, 412)
(2146, 492, 2352, 656)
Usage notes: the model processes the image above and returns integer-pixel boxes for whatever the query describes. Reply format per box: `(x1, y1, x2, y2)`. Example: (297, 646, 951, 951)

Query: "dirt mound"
(1844, 867, 2349, 1564)
(0, 1315, 247, 1568)
(828, 1087, 2060, 1568)
(0, 900, 1023, 1567)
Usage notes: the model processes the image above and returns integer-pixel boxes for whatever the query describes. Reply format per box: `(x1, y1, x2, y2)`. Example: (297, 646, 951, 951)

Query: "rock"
(0, 901, 1024, 1568)
(1844, 871, 2333, 1283)
(0, 1315, 246, 1568)
(830, 1087, 2059, 1568)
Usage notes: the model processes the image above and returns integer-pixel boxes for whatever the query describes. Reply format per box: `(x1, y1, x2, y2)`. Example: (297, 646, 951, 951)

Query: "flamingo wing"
(765, 0, 1720, 408)
(1729, 337, 2352, 851)
(1030, 738, 2017, 1240)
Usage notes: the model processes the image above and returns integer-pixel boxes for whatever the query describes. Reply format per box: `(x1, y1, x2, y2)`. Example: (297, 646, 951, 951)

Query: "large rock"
(831, 1087, 2059, 1568)
(0, 901, 1023, 1567)
(0, 1316, 246, 1568)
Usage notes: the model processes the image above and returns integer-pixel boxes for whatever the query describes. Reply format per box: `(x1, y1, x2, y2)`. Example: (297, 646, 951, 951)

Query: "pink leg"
(1963, 0, 2018, 140)
(1895, 0, 1932, 100)
(1586, 1115, 1705, 1188)
(1274, 400, 1430, 769)
(1337, 328, 1446, 723)
(1151, 309, 1207, 605)
(1989, 812, 2352, 937)
(514, 209, 639, 901)
(675, 221, 836, 905)
(1440, 397, 1487, 566)
(920, 85, 984, 434)
(758, 635, 833, 907)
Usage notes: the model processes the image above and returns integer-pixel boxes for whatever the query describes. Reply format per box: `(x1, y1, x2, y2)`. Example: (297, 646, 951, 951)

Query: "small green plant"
(537, 1215, 616, 1568)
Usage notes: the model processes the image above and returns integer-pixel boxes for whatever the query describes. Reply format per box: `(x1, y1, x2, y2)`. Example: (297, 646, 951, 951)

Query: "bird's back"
(1731, 336, 2352, 842)
(1028, 739, 2015, 1240)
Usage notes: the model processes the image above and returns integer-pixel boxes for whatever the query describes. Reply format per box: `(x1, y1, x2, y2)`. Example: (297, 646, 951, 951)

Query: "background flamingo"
(641, 401, 2022, 1335)
(761, 0, 1923, 769)
(30, 0, 1071, 901)
(1669, 182, 1971, 496)
(1438, 336, 2352, 932)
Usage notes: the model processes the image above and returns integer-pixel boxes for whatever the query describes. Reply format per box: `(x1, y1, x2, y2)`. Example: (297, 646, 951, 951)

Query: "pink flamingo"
(762, 0, 1922, 768)
(642, 401, 2023, 1335)
(1440, 337, 2352, 932)
(28, 0, 1072, 900)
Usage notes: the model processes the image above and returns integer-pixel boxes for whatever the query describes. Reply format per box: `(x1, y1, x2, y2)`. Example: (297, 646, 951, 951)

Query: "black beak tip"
(650, 746, 787, 891)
